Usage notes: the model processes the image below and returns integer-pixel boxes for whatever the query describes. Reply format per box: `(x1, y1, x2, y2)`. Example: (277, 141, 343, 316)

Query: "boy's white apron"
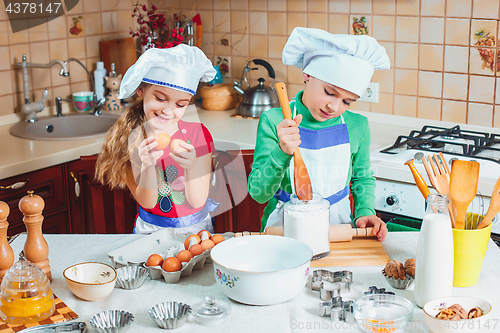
(266, 101, 352, 229)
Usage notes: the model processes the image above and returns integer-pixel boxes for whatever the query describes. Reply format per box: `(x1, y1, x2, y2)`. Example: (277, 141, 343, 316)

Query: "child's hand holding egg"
(169, 139, 196, 170)
(154, 133, 171, 151)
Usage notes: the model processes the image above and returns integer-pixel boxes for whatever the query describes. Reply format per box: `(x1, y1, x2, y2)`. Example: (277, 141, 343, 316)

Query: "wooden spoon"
(274, 82, 313, 201)
(476, 176, 500, 229)
(449, 160, 480, 230)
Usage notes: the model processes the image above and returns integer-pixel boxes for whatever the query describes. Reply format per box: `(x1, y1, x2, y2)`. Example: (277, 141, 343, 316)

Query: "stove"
(370, 125, 500, 241)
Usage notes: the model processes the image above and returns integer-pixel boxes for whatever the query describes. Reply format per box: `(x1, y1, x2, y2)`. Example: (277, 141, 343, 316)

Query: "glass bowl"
(354, 294, 414, 333)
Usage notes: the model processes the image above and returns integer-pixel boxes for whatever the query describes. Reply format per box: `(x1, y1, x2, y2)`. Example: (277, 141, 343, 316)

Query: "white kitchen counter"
(8, 232, 500, 333)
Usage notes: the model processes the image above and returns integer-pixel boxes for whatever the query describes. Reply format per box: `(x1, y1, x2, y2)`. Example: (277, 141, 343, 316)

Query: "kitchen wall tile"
(267, 58, 286, 82)
(421, 0, 445, 16)
(287, 84, 302, 100)
(442, 100, 467, 124)
(249, 0, 266, 11)
(288, 0, 306, 12)
(469, 47, 495, 75)
(417, 97, 441, 120)
(497, 78, 500, 104)
(396, 0, 419, 16)
(118, 11, 134, 33)
(201, 31, 213, 54)
(0, 95, 14, 116)
(350, 15, 371, 35)
(231, 11, 248, 34)
(287, 65, 303, 85)
(8, 20, 29, 44)
(393, 94, 417, 117)
(469, 75, 495, 103)
(29, 18, 48, 42)
(0, 22, 9, 46)
(12, 92, 24, 113)
(0, 47, 10, 71)
(100, 0, 114, 11)
(82, 0, 101, 12)
(49, 40, 68, 63)
(0, 71, 13, 96)
(102, 12, 119, 34)
(0, 1, 6, 20)
(268, 36, 287, 59)
(372, 15, 395, 41)
(214, 33, 231, 55)
(32, 69, 51, 90)
(250, 12, 267, 34)
(268, 12, 286, 35)
(231, 34, 248, 56)
(85, 35, 101, 58)
(308, 0, 328, 12)
(86, 13, 102, 36)
(394, 69, 418, 94)
(446, 0, 472, 18)
(48, 16, 67, 40)
(420, 18, 444, 44)
(419, 44, 443, 71)
(231, 56, 246, 80)
(268, 0, 286, 11)
(68, 60, 88, 84)
(71, 81, 92, 94)
(198, 11, 213, 33)
(418, 71, 442, 98)
(444, 46, 469, 73)
(287, 13, 306, 35)
(67, 0, 84, 13)
(308, 13, 327, 31)
(350, 100, 371, 112)
(329, 0, 349, 13)
(443, 73, 468, 100)
(373, 0, 395, 15)
(470, 19, 497, 47)
(395, 43, 418, 69)
(249, 34, 267, 58)
(328, 14, 349, 34)
(67, 16, 85, 38)
(214, 0, 230, 10)
(371, 93, 393, 114)
(445, 19, 470, 46)
(467, 102, 493, 126)
(472, 0, 499, 19)
(380, 42, 395, 67)
(197, 0, 213, 10)
(67, 38, 86, 59)
(395, 17, 419, 43)
(231, 0, 248, 10)
(372, 68, 394, 93)
(351, 0, 372, 14)
(50, 80, 70, 102)
(214, 11, 230, 33)
(494, 106, 500, 127)
(51, 66, 69, 87)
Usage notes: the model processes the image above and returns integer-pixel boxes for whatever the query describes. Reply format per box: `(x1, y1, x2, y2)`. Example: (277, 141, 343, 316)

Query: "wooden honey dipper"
(0, 201, 14, 280)
(19, 191, 52, 281)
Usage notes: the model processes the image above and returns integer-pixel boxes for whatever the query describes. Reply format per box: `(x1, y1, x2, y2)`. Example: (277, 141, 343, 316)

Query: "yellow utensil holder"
(452, 221, 491, 288)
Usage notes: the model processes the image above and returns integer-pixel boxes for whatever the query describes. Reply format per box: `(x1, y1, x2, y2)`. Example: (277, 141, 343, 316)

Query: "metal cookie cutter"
(311, 270, 353, 300)
(319, 296, 354, 323)
(364, 286, 395, 296)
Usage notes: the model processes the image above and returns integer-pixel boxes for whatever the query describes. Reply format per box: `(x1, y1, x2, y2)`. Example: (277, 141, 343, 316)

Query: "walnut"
(404, 258, 416, 277)
(468, 307, 483, 319)
(448, 304, 468, 319)
(436, 308, 458, 320)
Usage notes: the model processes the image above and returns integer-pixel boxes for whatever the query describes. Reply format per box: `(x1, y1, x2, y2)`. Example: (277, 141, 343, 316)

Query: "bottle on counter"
(94, 62, 107, 101)
(414, 194, 454, 308)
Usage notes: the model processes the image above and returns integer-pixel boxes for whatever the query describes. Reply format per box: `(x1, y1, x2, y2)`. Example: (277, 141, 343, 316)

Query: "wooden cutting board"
(99, 37, 138, 77)
(310, 237, 390, 267)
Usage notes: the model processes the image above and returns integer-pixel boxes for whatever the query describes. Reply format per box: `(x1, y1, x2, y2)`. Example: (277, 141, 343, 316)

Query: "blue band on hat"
(142, 77, 195, 95)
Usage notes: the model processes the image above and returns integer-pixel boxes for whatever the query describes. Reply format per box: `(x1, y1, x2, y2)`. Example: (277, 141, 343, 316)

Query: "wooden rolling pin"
(234, 224, 375, 242)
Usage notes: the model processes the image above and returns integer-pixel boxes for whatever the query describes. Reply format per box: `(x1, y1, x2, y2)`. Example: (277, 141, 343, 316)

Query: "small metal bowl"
(382, 269, 415, 289)
(149, 302, 192, 329)
(90, 310, 134, 333)
(115, 266, 149, 290)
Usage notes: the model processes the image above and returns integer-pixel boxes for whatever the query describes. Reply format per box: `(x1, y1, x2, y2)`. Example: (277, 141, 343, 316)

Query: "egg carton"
(107, 228, 233, 284)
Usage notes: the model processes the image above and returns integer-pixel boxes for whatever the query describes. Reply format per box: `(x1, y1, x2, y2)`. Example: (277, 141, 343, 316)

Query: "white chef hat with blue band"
(118, 44, 216, 99)
(282, 27, 390, 97)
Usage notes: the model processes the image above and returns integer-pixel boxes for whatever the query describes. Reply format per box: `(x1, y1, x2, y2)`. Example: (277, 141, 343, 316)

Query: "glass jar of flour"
(284, 193, 330, 260)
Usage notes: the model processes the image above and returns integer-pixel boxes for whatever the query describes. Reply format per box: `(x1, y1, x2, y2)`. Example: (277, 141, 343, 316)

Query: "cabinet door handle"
(0, 178, 29, 190)
(70, 172, 80, 198)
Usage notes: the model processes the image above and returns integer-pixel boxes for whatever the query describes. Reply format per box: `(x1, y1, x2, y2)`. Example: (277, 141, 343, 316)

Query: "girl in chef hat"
(249, 27, 390, 241)
(96, 44, 218, 234)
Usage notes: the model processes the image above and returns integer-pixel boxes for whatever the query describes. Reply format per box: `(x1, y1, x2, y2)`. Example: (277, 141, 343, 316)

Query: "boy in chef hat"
(249, 27, 390, 241)
(96, 44, 219, 234)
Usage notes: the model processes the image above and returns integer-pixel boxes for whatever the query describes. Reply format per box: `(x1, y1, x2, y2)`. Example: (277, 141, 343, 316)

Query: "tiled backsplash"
(1, 0, 500, 128)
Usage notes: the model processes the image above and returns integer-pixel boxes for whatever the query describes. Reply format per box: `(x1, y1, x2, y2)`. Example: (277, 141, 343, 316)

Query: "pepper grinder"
(0, 201, 14, 280)
(18, 191, 51, 281)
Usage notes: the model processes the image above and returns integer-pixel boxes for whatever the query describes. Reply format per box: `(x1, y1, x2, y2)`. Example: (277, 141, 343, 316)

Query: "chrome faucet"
(16, 54, 69, 122)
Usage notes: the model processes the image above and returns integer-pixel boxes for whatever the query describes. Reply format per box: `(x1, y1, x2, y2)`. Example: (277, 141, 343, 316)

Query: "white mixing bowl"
(210, 235, 313, 305)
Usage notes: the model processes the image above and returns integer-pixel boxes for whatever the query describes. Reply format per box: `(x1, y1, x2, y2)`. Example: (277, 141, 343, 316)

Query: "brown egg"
(211, 234, 225, 245)
(201, 239, 215, 250)
(197, 229, 212, 239)
(154, 133, 171, 151)
(176, 250, 193, 263)
(146, 254, 163, 267)
(162, 257, 182, 272)
(189, 244, 205, 257)
(169, 139, 188, 153)
(184, 234, 201, 250)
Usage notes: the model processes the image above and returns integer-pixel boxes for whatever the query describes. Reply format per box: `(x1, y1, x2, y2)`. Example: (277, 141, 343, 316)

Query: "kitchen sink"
(9, 113, 119, 140)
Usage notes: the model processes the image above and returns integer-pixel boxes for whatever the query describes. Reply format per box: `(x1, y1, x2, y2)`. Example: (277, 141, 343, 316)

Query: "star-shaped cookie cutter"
(364, 286, 395, 296)
(319, 296, 354, 323)
(311, 270, 352, 301)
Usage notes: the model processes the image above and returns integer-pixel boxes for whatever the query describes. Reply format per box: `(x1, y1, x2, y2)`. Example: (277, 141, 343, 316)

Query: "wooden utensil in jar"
(476, 176, 500, 229)
(234, 224, 375, 242)
(449, 160, 480, 230)
(274, 82, 313, 201)
(404, 159, 431, 199)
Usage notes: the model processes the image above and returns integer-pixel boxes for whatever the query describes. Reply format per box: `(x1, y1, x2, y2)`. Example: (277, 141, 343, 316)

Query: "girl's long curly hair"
(95, 83, 149, 189)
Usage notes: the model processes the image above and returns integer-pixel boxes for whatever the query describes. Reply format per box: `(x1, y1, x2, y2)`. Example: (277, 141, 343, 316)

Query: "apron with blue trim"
(266, 100, 352, 228)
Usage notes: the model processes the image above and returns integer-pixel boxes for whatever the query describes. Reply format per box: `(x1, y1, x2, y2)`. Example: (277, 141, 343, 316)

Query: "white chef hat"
(282, 27, 390, 97)
(118, 44, 216, 99)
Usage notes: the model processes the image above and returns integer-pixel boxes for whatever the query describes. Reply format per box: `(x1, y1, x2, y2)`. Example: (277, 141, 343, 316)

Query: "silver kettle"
(233, 59, 280, 118)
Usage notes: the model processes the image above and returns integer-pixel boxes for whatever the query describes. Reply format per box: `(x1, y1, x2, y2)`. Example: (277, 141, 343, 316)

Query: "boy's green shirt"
(248, 91, 376, 228)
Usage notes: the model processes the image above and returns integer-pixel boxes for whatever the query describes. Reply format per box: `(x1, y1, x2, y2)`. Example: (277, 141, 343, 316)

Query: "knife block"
(0, 201, 14, 280)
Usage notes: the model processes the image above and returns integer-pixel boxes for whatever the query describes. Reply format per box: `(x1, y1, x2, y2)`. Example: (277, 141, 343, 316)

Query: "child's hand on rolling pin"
(139, 136, 164, 170)
(356, 215, 388, 242)
(277, 114, 303, 155)
(170, 142, 196, 170)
